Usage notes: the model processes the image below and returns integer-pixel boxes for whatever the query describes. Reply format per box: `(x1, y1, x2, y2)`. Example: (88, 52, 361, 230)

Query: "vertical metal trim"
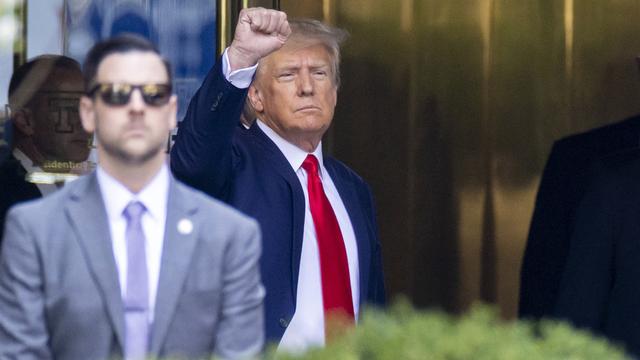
(322, 0, 334, 24)
(217, 0, 230, 56)
(321, 0, 336, 154)
(62, 0, 68, 55)
(564, 0, 574, 79)
(405, 0, 418, 301)
(479, 0, 497, 305)
(564, 0, 574, 131)
(13, 0, 27, 70)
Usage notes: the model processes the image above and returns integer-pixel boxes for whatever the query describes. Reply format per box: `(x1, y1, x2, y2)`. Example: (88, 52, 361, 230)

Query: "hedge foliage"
(268, 299, 630, 360)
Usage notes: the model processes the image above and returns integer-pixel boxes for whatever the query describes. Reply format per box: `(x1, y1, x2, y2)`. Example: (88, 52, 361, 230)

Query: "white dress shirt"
(222, 50, 360, 352)
(96, 164, 169, 323)
(257, 122, 360, 352)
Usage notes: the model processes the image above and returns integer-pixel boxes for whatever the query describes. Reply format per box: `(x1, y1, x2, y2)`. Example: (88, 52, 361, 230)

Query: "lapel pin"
(177, 218, 193, 235)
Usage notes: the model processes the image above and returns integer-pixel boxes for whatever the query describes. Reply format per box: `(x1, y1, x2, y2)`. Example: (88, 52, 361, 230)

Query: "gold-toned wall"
(281, 0, 640, 318)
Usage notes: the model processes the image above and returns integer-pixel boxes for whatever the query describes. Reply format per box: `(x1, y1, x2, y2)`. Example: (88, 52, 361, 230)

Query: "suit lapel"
(149, 178, 199, 354)
(324, 161, 372, 307)
(248, 124, 305, 303)
(65, 173, 125, 351)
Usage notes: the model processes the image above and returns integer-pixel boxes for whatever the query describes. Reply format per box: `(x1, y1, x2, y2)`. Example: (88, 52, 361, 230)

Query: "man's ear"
(11, 108, 35, 136)
(167, 94, 178, 130)
(79, 96, 96, 133)
(247, 85, 264, 113)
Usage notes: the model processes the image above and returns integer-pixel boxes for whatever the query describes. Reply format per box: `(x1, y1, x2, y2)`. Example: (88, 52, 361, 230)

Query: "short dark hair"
(82, 33, 172, 90)
(8, 55, 82, 109)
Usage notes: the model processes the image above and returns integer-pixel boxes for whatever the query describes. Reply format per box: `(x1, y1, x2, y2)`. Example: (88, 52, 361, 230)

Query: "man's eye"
(278, 73, 294, 79)
(312, 71, 328, 79)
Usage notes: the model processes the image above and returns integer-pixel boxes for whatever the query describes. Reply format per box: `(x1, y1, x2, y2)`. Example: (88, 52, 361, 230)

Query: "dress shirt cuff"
(222, 48, 258, 89)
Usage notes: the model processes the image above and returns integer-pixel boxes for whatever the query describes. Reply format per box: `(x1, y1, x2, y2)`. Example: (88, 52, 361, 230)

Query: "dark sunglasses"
(88, 83, 172, 106)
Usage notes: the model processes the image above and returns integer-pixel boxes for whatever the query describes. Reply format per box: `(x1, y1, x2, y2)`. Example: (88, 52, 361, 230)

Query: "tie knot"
(123, 201, 146, 221)
(302, 154, 320, 177)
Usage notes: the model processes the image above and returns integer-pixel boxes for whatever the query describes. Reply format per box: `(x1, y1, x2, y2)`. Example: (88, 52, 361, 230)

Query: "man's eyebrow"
(273, 62, 330, 72)
(274, 63, 300, 71)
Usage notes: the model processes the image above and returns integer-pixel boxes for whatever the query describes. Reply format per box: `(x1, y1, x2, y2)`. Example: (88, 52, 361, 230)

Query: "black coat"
(554, 148, 640, 356)
(519, 114, 640, 319)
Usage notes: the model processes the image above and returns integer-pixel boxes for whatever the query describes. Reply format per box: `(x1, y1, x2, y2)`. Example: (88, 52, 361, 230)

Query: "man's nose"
(128, 88, 146, 111)
(297, 71, 314, 96)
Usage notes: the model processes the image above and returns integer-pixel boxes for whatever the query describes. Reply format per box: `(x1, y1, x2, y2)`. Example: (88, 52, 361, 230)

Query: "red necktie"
(301, 154, 355, 336)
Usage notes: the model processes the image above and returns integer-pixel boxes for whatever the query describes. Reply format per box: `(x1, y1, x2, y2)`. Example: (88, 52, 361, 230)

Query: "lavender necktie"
(123, 201, 149, 359)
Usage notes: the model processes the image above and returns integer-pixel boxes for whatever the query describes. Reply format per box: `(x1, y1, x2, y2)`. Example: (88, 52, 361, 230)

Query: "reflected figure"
(0, 55, 91, 242)
(519, 114, 640, 320)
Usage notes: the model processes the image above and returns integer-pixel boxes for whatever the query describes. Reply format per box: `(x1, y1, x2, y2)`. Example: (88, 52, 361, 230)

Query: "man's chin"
(293, 123, 329, 138)
(103, 143, 164, 165)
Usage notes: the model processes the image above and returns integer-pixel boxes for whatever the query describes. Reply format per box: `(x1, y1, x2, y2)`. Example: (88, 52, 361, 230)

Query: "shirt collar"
(256, 119, 325, 178)
(12, 148, 43, 174)
(96, 164, 169, 221)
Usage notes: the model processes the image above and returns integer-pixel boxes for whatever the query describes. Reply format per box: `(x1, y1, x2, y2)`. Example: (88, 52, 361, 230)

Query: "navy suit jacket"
(554, 148, 640, 356)
(519, 114, 640, 320)
(170, 60, 386, 343)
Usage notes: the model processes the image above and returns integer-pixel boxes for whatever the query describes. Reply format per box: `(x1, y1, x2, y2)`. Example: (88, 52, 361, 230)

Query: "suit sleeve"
(214, 218, 265, 359)
(0, 207, 52, 359)
(365, 183, 386, 307)
(553, 163, 616, 332)
(519, 141, 580, 319)
(170, 58, 248, 199)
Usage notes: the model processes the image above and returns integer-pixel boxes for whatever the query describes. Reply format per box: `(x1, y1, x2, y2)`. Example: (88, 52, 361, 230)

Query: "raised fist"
(228, 7, 291, 71)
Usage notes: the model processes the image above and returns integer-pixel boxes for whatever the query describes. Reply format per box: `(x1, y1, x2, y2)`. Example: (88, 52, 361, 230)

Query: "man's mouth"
(296, 105, 320, 112)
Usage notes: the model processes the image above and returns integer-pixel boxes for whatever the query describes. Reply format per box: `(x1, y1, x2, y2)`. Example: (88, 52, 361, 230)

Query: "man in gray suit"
(0, 34, 264, 359)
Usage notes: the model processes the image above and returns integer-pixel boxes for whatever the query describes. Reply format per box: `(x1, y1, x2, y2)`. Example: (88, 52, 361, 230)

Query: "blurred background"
(3, 0, 640, 318)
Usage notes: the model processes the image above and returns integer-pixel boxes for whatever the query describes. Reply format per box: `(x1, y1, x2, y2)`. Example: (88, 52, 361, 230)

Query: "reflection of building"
(64, 0, 216, 119)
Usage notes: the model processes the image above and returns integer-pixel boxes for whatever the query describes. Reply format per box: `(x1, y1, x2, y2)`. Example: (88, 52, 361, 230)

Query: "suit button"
(279, 318, 289, 328)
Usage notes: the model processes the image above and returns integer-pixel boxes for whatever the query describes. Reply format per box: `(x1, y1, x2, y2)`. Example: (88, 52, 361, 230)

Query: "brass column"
(13, 0, 27, 70)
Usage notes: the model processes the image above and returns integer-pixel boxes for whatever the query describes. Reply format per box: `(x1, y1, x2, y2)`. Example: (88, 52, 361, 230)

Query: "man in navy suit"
(171, 8, 385, 350)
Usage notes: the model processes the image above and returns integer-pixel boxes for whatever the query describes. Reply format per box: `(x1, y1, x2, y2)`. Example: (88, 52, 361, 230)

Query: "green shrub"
(267, 299, 630, 360)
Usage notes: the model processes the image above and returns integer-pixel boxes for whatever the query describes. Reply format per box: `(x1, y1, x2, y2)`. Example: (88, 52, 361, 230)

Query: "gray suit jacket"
(0, 172, 264, 359)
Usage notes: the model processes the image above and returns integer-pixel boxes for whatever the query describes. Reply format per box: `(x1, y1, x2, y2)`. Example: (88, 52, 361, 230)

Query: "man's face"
(249, 43, 337, 150)
(79, 51, 176, 166)
(31, 69, 90, 163)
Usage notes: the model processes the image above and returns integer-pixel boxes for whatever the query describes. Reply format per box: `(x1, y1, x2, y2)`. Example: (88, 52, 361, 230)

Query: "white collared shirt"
(12, 149, 57, 196)
(96, 164, 169, 323)
(256, 121, 360, 353)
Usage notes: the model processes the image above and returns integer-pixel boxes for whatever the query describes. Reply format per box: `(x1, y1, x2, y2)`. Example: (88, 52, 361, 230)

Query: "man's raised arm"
(170, 8, 290, 197)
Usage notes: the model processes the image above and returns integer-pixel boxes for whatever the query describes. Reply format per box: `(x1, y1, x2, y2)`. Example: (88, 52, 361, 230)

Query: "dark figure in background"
(554, 146, 640, 356)
(0, 55, 91, 240)
(171, 8, 385, 350)
(519, 114, 640, 319)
